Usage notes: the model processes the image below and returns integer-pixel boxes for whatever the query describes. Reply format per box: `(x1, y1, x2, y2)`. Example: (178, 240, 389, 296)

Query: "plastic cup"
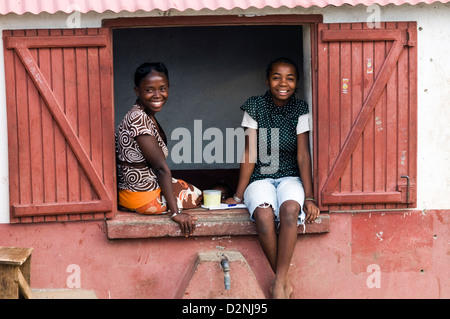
(203, 190, 221, 208)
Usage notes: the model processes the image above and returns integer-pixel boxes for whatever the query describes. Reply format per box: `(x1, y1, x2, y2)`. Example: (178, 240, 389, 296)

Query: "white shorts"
(244, 176, 306, 225)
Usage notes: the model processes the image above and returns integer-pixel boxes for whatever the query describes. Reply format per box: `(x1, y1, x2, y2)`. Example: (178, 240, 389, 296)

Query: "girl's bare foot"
(284, 278, 293, 299)
(271, 277, 289, 299)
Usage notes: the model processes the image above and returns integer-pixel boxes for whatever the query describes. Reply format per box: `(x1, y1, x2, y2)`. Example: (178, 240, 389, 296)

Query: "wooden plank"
(0, 247, 33, 265)
(406, 21, 418, 206)
(322, 191, 402, 205)
(361, 23, 376, 210)
(20, 251, 31, 287)
(384, 22, 399, 210)
(350, 23, 363, 211)
(103, 14, 324, 28)
(12, 200, 112, 217)
(28, 29, 45, 222)
(339, 23, 352, 211)
(316, 23, 330, 211)
(327, 23, 341, 211)
(87, 29, 103, 185)
(16, 269, 32, 299)
(5, 35, 107, 49)
(107, 210, 331, 239)
(322, 29, 402, 42)
(49, 29, 68, 220)
(0, 265, 18, 298)
(3, 30, 20, 223)
(14, 30, 33, 223)
(63, 29, 81, 221)
(397, 21, 414, 207)
(310, 23, 321, 208)
(38, 29, 57, 222)
(76, 29, 95, 220)
(374, 23, 387, 210)
(97, 27, 116, 220)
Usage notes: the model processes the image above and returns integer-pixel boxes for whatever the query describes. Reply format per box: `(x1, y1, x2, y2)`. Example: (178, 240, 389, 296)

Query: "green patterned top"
(241, 90, 309, 183)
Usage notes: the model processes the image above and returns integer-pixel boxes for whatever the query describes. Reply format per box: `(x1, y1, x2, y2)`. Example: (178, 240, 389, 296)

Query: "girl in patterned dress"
(226, 57, 320, 298)
(115, 62, 201, 237)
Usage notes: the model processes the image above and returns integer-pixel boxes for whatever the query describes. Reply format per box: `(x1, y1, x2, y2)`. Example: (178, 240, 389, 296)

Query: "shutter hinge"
(404, 28, 416, 47)
(399, 175, 415, 204)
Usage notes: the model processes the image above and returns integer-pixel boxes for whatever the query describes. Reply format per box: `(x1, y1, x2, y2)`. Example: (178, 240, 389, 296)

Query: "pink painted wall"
(0, 210, 448, 299)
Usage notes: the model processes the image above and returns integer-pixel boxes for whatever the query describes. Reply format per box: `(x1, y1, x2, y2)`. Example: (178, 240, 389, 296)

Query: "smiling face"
(266, 62, 297, 107)
(134, 71, 169, 115)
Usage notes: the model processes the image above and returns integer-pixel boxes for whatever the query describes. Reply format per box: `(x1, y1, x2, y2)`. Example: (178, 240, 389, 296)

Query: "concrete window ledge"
(106, 208, 330, 239)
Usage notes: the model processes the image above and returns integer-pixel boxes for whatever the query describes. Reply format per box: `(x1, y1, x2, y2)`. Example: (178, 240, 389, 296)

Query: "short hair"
(265, 57, 299, 79)
(134, 62, 169, 87)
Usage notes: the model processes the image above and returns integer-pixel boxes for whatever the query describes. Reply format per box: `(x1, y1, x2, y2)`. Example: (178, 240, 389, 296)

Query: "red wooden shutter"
(315, 22, 417, 211)
(3, 28, 116, 223)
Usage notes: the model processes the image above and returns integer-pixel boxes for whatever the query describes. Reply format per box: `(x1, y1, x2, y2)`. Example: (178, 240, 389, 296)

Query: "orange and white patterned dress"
(115, 105, 201, 214)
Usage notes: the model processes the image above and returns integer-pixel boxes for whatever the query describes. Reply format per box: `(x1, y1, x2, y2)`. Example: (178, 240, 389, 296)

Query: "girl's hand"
(303, 200, 320, 223)
(224, 197, 238, 205)
(172, 213, 197, 237)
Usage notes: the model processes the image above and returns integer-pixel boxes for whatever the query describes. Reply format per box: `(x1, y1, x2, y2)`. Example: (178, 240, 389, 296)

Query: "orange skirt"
(118, 178, 202, 215)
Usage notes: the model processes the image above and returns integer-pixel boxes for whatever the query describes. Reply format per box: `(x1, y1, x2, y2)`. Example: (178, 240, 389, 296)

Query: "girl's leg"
(253, 205, 278, 272)
(274, 200, 300, 298)
(244, 179, 279, 297)
(171, 178, 202, 209)
(134, 178, 201, 214)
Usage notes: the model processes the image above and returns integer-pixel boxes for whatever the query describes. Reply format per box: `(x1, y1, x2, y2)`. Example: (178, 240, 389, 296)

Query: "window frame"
(3, 15, 418, 227)
(104, 14, 327, 237)
(106, 16, 418, 214)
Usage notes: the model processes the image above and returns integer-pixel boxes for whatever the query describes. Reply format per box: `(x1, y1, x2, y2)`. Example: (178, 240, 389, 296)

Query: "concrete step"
(31, 288, 97, 299)
(180, 251, 266, 299)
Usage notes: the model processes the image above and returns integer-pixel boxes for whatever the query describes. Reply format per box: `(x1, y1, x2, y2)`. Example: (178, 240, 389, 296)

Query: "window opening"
(112, 25, 312, 190)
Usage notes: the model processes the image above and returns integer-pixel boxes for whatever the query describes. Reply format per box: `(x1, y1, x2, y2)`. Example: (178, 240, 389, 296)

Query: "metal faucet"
(220, 255, 230, 290)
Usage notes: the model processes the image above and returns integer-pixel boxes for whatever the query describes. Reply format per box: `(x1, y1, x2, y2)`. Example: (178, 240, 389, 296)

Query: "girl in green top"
(226, 57, 320, 298)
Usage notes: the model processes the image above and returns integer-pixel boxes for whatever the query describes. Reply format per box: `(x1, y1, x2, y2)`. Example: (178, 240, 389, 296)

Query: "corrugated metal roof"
(1, 0, 449, 15)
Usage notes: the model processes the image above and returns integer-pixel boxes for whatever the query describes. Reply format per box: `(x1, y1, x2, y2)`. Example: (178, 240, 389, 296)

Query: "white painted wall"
(0, 3, 449, 222)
